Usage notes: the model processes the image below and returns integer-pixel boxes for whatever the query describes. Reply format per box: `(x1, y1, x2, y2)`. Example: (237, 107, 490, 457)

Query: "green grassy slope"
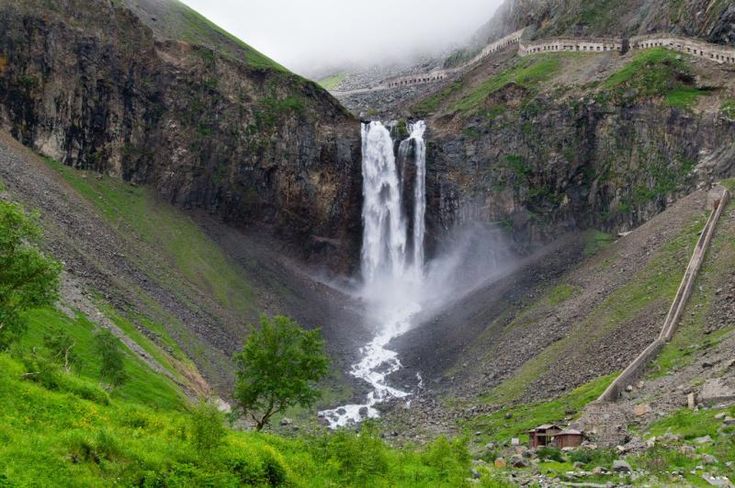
(0, 335, 485, 487)
(120, 0, 286, 70)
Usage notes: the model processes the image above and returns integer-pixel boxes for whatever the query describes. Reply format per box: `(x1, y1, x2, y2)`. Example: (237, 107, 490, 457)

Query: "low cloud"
(181, 0, 504, 76)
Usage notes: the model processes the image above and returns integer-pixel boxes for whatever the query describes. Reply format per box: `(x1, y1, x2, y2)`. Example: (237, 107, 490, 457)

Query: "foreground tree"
(234, 315, 330, 431)
(0, 201, 61, 349)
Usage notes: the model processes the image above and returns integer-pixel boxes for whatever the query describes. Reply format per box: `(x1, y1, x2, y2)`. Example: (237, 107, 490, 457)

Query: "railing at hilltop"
(331, 31, 735, 96)
(520, 34, 735, 64)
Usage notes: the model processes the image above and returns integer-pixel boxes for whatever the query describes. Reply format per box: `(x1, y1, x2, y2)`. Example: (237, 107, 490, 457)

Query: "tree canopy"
(0, 201, 61, 349)
(233, 315, 330, 431)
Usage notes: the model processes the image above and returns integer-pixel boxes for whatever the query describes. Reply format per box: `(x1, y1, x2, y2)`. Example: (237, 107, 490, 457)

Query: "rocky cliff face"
(415, 48, 735, 252)
(0, 0, 362, 271)
(475, 0, 735, 45)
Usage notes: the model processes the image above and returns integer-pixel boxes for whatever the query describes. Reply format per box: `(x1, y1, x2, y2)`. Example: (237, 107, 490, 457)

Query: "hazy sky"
(181, 0, 504, 76)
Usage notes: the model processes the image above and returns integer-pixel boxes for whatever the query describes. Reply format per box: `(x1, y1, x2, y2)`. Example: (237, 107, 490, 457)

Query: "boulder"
(633, 404, 652, 417)
(612, 460, 632, 473)
(510, 454, 529, 468)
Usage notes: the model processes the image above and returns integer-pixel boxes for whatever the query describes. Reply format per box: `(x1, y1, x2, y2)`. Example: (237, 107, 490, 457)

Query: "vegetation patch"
(603, 48, 708, 109)
(43, 157, 254, 317)
(453, 57, 562, 114)
(465, 375, 615, 445)
(317, 72, 346, 91)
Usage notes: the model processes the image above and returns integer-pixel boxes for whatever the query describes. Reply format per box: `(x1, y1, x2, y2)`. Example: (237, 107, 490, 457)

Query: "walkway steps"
(596, 186, 731, 402)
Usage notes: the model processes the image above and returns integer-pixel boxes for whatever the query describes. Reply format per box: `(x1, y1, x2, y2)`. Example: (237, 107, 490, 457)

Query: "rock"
(485, 442, 496, 450)
(591, 466, 607, 475)
(662, 433, 681, 443)
(723, 416, 735, 425)
(694, 435, 713, 444)
(612, 460, 632, 473)
(680, 445, 697, 456)
(625, 385, 634, 392)
(633, 403, 652, 417)
(494, 458, 507, 469)
(688, 393, 697, 409)
(510, 454, 529, 468)
(715, 412, 727, 420)
(504, 412, 513, 419)
(702, 474, 734, 487)
(701, 379, 735, 406)
(511, 437, 520, 446)
(279, 417, 293, 426)
(702, 454, 718, 465)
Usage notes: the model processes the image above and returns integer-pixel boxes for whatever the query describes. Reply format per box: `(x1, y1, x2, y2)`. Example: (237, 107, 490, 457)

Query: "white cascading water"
(320, 121, 427, 428)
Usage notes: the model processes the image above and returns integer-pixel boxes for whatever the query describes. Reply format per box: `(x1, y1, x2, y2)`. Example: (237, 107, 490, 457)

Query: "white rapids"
(320, 120, 428, 428)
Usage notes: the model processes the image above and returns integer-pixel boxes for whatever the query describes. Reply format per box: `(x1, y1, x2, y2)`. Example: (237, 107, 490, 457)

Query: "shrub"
(537, 446, 565, 462)
(95, 329, 127, 388)
(189, 401, 226, 451)
(43, 326, 79, 371)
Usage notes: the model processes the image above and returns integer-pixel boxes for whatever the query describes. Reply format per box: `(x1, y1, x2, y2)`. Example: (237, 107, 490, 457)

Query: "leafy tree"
(0, 201, 61, 349)
(233, 315, 329, 431)
(190, 400, 226, 451)
(95, 329, 127, 388)
(43, 326, 78, 372)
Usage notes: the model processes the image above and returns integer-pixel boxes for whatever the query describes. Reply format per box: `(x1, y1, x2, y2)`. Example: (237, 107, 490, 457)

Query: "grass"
(43, 157, 254, 317)
(584, 230, 615, 257)
(0, 345, 488, 487)
(413, 56, 562, 116)
(474, 210, 706, 406)
(19, 307, 186, 411)
(318, 72, 346, 91)
(603, 48, 708, 109)
(139, 0, 286, 71)
(464, 374, 615, 446)
(453, 57, 562, 114)
(546, 284, 578, 306)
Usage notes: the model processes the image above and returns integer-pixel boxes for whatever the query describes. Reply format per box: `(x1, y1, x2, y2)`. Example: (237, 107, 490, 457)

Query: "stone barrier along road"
(520, 34, 735, 64)
(332, 29, 525, 96)
(596, 187, 731, 403)
(332, 31, 735, 97)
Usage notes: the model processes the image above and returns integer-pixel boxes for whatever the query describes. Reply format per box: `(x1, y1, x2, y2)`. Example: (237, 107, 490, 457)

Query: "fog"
(180, 0, 504, 77)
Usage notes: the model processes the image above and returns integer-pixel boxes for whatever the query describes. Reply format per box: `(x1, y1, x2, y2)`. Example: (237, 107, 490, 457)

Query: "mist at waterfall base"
(319, 121, 515, 428)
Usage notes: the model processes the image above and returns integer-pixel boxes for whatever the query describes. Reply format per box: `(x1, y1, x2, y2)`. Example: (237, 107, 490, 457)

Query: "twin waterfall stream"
(320, 121, 427, 428)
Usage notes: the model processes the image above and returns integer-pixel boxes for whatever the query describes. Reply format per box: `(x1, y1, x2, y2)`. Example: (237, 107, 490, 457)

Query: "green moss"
(584, 230, 614, 257)
(666, 87, 708, 108)
(546, 284, 578, 305)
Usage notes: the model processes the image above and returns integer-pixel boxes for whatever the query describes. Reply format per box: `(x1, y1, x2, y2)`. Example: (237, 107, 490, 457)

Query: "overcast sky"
(181, 0, 504, 77)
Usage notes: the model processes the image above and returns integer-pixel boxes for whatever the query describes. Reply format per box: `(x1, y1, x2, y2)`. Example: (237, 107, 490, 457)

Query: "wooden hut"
(527, 424, 562, 448)
(554, 429, 584, 449)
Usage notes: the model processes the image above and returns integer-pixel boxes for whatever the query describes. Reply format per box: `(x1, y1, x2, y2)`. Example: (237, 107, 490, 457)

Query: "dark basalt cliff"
(0, 0, 362, 271)
(426, 99, 735, 249)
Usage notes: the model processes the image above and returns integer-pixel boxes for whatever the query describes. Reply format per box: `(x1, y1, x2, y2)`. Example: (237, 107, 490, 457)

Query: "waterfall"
(319, 120, 428, 428)
(409, 121, 427, 273)
(360, 122, 407, 283)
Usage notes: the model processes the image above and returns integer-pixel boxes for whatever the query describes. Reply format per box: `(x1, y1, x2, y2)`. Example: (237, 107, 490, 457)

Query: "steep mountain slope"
(0, 0, 362, 271)
(474, 0, 735, 46)
(0, 130, 366, 397)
